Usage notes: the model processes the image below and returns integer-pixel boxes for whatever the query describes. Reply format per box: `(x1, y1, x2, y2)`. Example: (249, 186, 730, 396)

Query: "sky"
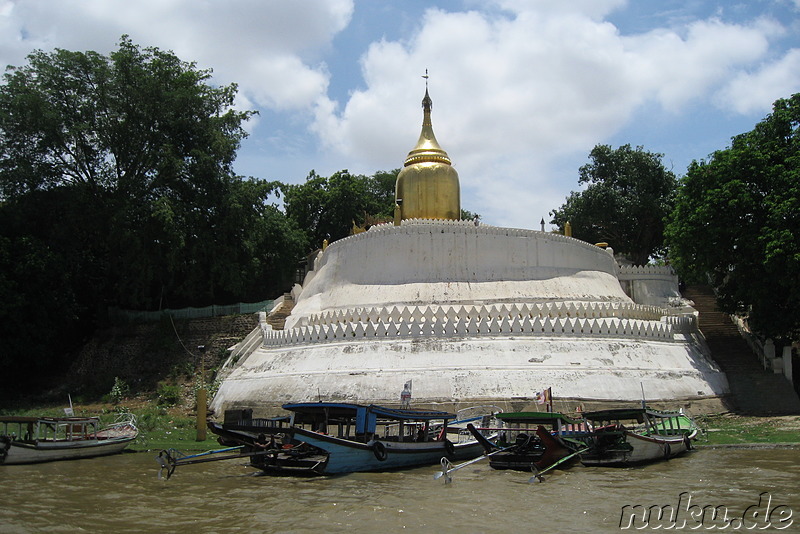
(1, 0, 799, 229)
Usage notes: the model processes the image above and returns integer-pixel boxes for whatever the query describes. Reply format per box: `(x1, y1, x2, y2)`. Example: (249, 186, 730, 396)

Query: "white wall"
(287, 220, 627, 328)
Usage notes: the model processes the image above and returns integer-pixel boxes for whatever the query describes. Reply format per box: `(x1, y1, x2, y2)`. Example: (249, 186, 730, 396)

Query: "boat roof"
(0, 416, 99, 423)
(282, 402, 456, 421)
(496, 411, 583, 425)
(0, 416, 39, 423)
(581, 408, 683, 421)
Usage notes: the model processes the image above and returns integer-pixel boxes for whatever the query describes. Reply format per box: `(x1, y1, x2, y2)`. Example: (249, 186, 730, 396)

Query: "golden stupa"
(394, 85, 460, 221)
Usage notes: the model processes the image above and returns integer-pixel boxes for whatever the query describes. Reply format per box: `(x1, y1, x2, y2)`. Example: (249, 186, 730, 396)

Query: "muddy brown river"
(1, 447, 798, 532)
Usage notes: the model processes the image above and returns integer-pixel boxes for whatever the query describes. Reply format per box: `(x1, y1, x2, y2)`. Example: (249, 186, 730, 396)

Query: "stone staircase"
(683, 285, 800, 415)
(265, 293, 294, 330)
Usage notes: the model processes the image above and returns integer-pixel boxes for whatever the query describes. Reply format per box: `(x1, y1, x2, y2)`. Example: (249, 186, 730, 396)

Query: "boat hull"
(291, 427, 485, 474)
(580, 430, 695, 467)
(487, 425, 583, 472)
(1, 437, 136, 465)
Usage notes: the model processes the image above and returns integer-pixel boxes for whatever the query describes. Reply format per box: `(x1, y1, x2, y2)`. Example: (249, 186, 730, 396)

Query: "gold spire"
(395, 73, 460, 221)
(403, 88, 452, 166)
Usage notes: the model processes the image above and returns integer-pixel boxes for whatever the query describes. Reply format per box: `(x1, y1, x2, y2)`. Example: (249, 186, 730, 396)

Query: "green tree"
(0, 37, 310, 394)
(460, 209, 481, 222)
(283, 169, 398, 247)
(665, 94, 800, 341)
(367, 169, 400, 220)
(0, 36, 252, 197)
(550, 144, 678, 265)
(0, 36, 258, 309)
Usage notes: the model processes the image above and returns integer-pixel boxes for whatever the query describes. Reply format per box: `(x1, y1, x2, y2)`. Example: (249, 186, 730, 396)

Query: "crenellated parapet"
(262, 300, 696, 348)
(328, 218, 611, 255)
(617, 265, 683, 307)
(617, 264, 678, 282)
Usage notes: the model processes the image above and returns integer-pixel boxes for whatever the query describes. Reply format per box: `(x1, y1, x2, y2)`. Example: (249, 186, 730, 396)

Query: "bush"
(109, 377, 130, 405)
(156, 382, 182, 407)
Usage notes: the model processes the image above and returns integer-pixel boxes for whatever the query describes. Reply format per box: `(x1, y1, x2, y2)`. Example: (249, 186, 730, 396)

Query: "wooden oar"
(433, 444, 514, 481)
(528, 447, 588, 483)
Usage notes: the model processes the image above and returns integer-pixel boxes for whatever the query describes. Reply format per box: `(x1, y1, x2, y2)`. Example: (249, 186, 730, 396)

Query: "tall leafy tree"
(368, 169, 400, 220)
(665, 93, 800, 341)
(283, 169, 398, 248)
(550, 144, 678, 265)
(0, 37, 311, 394)
(0, 36, 251, 197)
(0, 36, 257, 309)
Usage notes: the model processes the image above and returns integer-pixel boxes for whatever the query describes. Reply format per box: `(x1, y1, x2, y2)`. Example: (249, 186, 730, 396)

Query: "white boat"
(578, 408, 697, 466)
(0, 413, 138, 465)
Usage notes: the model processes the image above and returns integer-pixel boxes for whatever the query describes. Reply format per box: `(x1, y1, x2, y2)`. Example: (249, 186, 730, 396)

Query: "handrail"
(108, 299, 274, 323)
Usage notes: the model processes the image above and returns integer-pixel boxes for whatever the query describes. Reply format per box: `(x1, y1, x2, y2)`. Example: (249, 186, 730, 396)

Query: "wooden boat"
(159, 403, 494, 478)
(578, 408, 697, 467)
(467, 411, 589, 472)
(0, 413, 138, 465)
(290, 403, 499, 474)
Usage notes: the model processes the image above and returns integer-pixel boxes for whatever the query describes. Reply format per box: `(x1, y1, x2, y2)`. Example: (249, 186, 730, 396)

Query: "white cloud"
(0, 0, 353, 113)
(487, 0, 627, 20)
(623, 17, 783, 111)
(311, 3, 782, 227)
(715, 48, 800, 114)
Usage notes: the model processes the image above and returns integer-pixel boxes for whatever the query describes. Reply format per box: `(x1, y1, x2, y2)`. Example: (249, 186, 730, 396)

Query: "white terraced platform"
(211, 220, 728, 414)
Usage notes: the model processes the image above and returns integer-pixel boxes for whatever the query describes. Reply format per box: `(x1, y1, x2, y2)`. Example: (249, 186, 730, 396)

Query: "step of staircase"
(683, 286, 800, 415)
(265, 293, 294, 330)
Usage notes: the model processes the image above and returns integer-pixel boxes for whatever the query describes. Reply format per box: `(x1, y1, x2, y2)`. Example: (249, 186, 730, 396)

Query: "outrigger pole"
(156, 446, 247, 480)
(434, 445, 515, 483)
(528, 447, 588, 483)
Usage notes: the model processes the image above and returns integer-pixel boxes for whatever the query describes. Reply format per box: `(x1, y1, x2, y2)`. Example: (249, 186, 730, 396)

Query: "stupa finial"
(421, 69, 432, 113)
(404, 71, 449, 167)
(395, 71, 460, 221)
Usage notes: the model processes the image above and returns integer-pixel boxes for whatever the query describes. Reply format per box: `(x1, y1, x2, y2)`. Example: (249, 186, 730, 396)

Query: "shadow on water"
(1, 448, 798, 533)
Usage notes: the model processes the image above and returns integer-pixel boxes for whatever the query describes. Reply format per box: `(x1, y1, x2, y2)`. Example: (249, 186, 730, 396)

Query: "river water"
(1, 447, 798, 533)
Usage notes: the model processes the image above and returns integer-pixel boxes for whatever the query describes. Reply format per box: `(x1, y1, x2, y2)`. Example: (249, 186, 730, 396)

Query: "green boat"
(579, 408, 698, 467)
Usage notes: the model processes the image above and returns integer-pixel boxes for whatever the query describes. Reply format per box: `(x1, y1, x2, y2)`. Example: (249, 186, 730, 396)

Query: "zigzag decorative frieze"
(261, 301, 696, 348)
(304, 301, 668, 326)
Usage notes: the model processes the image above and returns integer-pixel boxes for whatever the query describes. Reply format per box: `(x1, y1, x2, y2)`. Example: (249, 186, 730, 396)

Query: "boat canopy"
(283, 403, 455, 420)
(581, 408, 684, 423)
(282, 403, 457, 436)
(0, 416, 41, 423)
(496, 411, 583, 426)
(1, 416, 102, 442)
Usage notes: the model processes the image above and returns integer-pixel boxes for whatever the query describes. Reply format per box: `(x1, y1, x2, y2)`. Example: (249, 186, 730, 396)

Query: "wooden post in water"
(196, 345, 207, 441)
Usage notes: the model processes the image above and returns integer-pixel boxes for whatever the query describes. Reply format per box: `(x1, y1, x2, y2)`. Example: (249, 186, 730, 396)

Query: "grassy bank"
(694, 413, 800, 446)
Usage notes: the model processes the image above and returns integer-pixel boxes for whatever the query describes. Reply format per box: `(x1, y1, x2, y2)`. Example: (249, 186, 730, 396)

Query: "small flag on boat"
(535, 388, 553, 411)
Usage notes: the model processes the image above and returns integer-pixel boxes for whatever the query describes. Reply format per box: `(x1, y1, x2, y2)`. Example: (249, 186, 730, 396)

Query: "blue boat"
(158, 402, 494, 477)
(281, 403, 489, 474)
